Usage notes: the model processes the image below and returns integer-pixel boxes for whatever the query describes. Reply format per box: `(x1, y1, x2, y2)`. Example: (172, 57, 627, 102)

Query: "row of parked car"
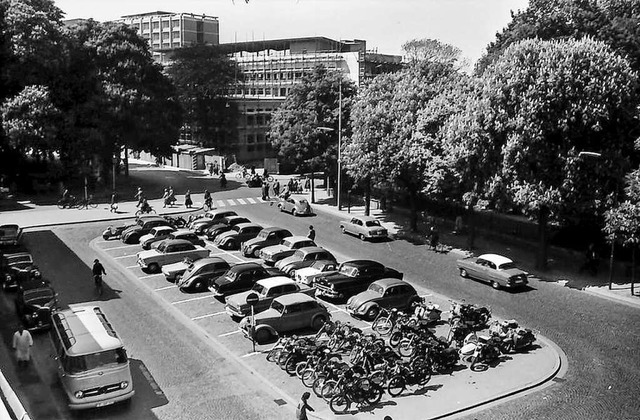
(0, 225, 58, 331)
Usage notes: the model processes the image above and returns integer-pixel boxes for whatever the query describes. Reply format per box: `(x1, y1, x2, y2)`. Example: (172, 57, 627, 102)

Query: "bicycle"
(135, 205, 156, 216)
(76, 195, 98, 210)
(202, 198, 214, 211)
(57, 195, 78, 209)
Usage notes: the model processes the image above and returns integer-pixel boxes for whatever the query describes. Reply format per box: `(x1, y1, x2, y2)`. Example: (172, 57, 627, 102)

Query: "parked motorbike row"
(101, 215, 187, 240)
(265, 300, 537, 414)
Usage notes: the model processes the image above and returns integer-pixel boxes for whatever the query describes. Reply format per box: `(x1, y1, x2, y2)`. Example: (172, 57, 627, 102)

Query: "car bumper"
(137, 258, 149, 269)
(315, 287, 341, 299)
(208, 286, 224, 297)
(225, 305, 247, 318)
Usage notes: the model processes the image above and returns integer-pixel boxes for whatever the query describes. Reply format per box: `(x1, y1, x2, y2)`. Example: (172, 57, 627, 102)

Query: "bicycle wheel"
(312, 375, 327, 397)
(301, 368, 316, 388)
(372, 317, 394, 336)
(366, 385, 383, 405)
(266, 347, 281, 363)
(387, 376, 406, 397)
(389, 331, 403, 347)
(89, 201, 98, 209)
(329, 394, 349, 414)
(398, 339, 415, 358)
(235, 173, 242, 179)
(135, 209, 143, 216)
(284, 355, 299, 375)
(56, 200, 65, 209)
(277, 351, 290, 369)
(321, 380, 339, 401)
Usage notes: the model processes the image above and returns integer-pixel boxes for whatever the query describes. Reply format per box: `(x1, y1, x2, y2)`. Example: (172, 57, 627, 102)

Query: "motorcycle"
(425, 336, 459, 372)
(410, 300, 442, 326)
(102, 224, 128, 240)
(459, 334, 502, 372)
(489, 320, 536, 353)
(448, 300, 491, 330)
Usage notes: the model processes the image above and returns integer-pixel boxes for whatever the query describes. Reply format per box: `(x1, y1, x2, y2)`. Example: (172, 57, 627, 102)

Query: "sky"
(53, 0, 530, 66)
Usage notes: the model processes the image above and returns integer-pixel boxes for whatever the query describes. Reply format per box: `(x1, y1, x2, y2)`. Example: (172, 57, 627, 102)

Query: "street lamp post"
(337, 79, 342, 211)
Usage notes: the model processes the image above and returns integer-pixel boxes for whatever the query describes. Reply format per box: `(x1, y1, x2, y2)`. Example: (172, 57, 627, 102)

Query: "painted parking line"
(219, 330, 242, 337)
(155, 285, 177, 291)
(104, 244, 139, 251)
(191, 311, 227, 320)
(125, 265, 139, 269)
(139, 274, 163, 279)
(172, 295, 212, 305)
(241, 351, 261, 358)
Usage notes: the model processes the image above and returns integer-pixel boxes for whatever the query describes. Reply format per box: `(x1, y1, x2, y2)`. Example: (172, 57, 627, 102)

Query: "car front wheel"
(365, 306, 380, 321)
(491, 280, 501, 290)
(359, 234, 366, 241)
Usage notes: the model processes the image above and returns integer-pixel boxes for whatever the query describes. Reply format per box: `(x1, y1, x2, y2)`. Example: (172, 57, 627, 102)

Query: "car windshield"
(9, 255, 31, 264)
(310, 261, 326, 270)
(257, 230, 269, 239)
(137, 219, 146, 227)
(298, 199, 308, 205)
(157, 242, 167, 252)
(338, 265, 357, 277)
(282, 239, 295, 248)
(24, 289, 54, 302)
(225, 270, 239, 281)
(368, 283, 384, 295)
(365, 220, 381, 227)
(62, 348, 128, 374)
(293, 250, 305, 259)
(499, 262, 517, 270)
(252, 283, 267, 294)
(271, 300, 285, 313)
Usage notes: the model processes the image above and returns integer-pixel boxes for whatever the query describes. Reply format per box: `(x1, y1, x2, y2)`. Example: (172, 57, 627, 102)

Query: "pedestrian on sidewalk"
(428, 225, 439, 251)
(162, 188, 169, 208)
(273, 180, 280, 197)
(184, 189, 193, 208)
(110, 191, 118, 213)
(12, 325, 33, 368)
(208, 162, 214, 177)
(135, 187, 144, 207)
(295, 392, 314, 420)
(262, 180, 270, 201)
(304, 176, 310, 192)
(307, 225, 316, 241)
(168, 186, 176, 207)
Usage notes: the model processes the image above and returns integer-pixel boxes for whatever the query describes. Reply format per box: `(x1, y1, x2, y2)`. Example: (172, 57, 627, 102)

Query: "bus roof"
(52, 306, 123, 356)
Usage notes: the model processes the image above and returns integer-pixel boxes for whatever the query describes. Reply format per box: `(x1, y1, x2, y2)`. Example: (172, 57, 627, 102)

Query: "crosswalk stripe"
(247, 198, 257, 204)
(217, 200, 226, 207)
(237, 198, 247, 205)
(226, 199, 235, 206)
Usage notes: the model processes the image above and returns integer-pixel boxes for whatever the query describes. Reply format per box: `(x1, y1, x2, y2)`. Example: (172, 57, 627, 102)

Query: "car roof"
(257, 276, 295, 288)
(295, 246, 328, 254)
(172, 229, 195, 236)
(154, 226, 175, 231)
(352, 215, 378, 222)
(235, 223, 262, 229)
(206, 210, 237, 217)
(284, 236, 314, 243)
(260, 227, 289, 233)
(229, 262, 263, 272)
(478, 254, 513, 266)
(225, 215, 248, 221)
(342, 260, 383, 268)
(372, 278, 411, 288)
(274, 292, 316, 305)
(161, 239, 194, 246)
(192, 257, 228, 267)
(0, 224, 19, 229)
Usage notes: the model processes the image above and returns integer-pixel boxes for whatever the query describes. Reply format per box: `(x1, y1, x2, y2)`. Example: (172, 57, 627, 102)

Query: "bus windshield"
(63, 348, 128, 374)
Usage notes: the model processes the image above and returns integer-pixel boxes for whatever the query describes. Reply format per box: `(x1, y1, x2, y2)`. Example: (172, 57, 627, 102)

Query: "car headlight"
(120, 381, 129, 389)
(74, 390, 84, 399)
(346, 297, 354, 307)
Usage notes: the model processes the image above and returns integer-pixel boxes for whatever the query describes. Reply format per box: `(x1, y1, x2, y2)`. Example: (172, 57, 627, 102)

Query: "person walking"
(162, 188, 169, 208)
(184, 189, 193, 208)
(135, 187, 144, 207)
(12, 325, 33, 368)
(110, 190, 118, 213)
(295, 392, 314, 420)
(168, 186, 176, 207)
(261, 180, 270, 201)
(92, 259, 106, 295)
(307, 225, 316, 241)
(273, 180, 280, 197)
(428, 225, 439, 251)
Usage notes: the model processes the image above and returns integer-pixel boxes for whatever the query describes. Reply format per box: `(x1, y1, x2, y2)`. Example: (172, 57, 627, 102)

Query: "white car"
(340, 216, 388, 241)
(258, 236, 316, 265)
(295, 260, 339, 286)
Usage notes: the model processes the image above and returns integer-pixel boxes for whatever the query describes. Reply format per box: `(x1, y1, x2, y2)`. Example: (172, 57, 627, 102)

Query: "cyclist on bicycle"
(203, 189, 212, 209)
(140, 198, 152, 214)
(92, 259, 106, 295)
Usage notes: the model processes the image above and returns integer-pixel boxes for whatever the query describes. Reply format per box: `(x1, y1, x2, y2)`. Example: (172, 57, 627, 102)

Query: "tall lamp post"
(337, 78, 342, 210)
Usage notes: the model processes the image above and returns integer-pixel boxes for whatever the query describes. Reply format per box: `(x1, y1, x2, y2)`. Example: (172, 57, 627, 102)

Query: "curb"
(0, 368, 31, 420)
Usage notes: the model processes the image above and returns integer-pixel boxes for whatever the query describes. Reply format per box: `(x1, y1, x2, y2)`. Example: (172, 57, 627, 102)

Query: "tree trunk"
(123, 145, 129, 178)
(310, 172, 315, 204)
(466, 206, 476, 250)
(409, 190, 418, 232)
(536, 205, 549, 270)
(364, 178, 371, 216)
(632, 246, 635, 296)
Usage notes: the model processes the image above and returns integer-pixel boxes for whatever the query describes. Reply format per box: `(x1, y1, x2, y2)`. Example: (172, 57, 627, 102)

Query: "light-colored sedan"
(340, 216, 388, 241)
(295, 260, 339, 286)
(277, 197, 313, 216)
(456, 253, 528, 290)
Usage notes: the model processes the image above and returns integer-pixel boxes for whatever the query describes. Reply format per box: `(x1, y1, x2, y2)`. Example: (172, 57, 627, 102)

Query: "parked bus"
(50, 305, 134, 409)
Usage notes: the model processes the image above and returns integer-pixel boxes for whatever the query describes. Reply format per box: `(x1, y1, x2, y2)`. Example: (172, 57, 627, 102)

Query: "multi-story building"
(116, 11, 219, 63)
(217, 37, 402, 163)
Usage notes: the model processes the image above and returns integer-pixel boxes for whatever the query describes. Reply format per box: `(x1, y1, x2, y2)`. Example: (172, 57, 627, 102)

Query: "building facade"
(218, 37, 402, 163)
(116, 11, 219, 63)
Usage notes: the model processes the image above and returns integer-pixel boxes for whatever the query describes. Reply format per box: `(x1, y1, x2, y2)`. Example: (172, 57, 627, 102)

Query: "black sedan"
(205, 216, 251, 241)
(15, 279, 57, 330)
(176, 257, 232, 293)
(208, 262, 284, 297)
(314, 260, 403, 300)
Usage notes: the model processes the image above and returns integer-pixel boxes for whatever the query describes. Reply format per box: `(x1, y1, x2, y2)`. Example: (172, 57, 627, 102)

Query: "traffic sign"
(246, 292, 259, 306)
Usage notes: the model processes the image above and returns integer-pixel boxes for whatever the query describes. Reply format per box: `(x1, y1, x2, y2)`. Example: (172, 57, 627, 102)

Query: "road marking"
(247, 198, 257, 204)
(237, 198, 247, 205)
(155, 285, 177, 291)
(241, 351, 261, 358)
(114, 255, 135, 260)
(172, 295, 212, 305)
(125, 265, 139, 269)
(226, 199, 235, 206)
(217, 200, 226, 207)
(219, 330, 241, 337)
(105, 244, 139, 251)
(139, 274, 163, 279)
(420, 294, 433, 298)
(330, 310, 342, 313)
(192, 311, 226, 320)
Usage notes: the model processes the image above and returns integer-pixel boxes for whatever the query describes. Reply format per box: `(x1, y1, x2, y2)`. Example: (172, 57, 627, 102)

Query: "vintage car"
(295, 260, 339, 286)
(239, 293, 330, 344)
(122, 216, 171, 244)
(213, 223, 263, 250)
(176, 257, 232, 293)
(456, 253, 529, 290)
(346, 278, 420, 321)
(241, 227, 293, 258)
(208, 262, 284, 297)
(139, 226, 177, 250)
(162, 257, 204, 283)
(258, 236, 317, 265)
(314, 260, 403, 300)
(205, 216, 252, 241)
(340, 216, 388, 241)
(1, 252, 39, 291)
(277, 197, 313, 216)
(154, 229, 205, 249)
(0, 224, 23, 247)
(137, 239, 210, 273)
(190, 210, 238, 235)
(15, 278, 57, 330)
(274, 247, 336, 276)
(225, 276, 316, 319)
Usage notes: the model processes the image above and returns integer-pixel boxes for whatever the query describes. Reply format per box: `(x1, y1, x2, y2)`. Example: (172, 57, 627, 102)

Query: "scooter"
(102, 224, 128, 240)
(448, 300, 491, 330)
(459, 333, 502, 372)
(489, 320, 536, 353)
(410, 300, 442, 326)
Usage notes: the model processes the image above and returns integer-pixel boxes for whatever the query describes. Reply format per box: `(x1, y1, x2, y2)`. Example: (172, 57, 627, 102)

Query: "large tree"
(444, 37, 640, 269)
(166, 45, 240, 153)
(269, 66, 356, 201)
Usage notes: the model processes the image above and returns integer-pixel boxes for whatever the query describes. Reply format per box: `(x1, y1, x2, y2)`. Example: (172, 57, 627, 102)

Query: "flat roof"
(53, 306, 122, 356)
